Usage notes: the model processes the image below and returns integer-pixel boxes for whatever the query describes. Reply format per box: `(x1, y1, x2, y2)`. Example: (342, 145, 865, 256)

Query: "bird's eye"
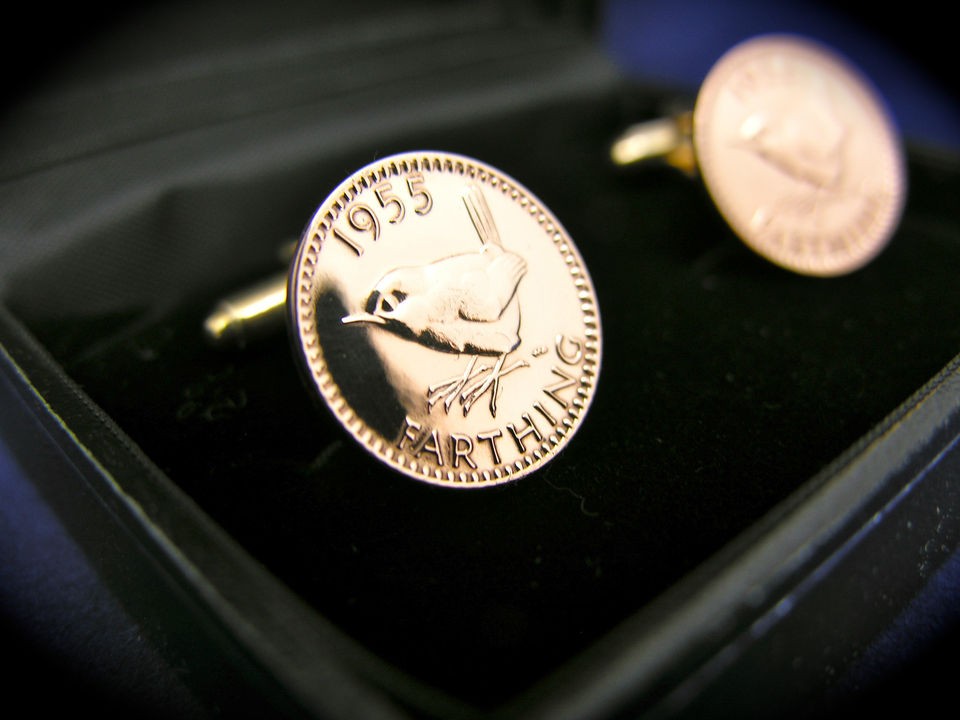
(377, 290, 406, 314)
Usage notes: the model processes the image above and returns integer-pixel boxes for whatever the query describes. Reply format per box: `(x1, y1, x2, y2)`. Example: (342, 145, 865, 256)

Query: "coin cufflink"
(611, 34, 907, 277)
(208, 152, 601, 488)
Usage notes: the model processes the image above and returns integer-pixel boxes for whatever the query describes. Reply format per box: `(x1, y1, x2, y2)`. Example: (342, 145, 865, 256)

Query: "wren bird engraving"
(737, 86, 846, 190)
(341, 184, 529, 417)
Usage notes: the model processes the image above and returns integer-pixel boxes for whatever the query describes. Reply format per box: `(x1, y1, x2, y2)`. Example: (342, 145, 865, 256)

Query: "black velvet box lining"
(3, 2, 960, 714)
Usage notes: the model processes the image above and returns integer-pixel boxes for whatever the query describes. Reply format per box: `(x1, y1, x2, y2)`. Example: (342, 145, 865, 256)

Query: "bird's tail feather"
(462, 184, 501, 248)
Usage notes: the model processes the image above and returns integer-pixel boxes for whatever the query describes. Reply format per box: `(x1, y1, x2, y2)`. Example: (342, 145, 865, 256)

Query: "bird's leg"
(428, 353, 530, 418)
(427, 356, 489, 413)
(460, 354, 529, 417)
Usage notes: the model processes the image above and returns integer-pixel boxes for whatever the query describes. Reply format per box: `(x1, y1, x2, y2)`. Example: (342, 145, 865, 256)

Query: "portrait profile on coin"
(289, 152, 600, 487)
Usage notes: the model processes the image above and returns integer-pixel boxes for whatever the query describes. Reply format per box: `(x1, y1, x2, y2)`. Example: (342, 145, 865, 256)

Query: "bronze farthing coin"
(693, 34, 906, 276)
(289, 152, 601, 487)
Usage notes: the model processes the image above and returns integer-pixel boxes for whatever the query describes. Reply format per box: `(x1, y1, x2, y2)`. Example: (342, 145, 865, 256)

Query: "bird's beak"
(341, 311, 386, 326)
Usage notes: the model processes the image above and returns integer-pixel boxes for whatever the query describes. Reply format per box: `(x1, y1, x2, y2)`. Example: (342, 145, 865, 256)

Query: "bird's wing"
(457, 251, 527, 322)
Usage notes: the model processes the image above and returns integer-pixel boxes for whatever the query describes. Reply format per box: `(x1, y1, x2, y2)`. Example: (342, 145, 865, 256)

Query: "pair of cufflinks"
(204, 35, 907, 488)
